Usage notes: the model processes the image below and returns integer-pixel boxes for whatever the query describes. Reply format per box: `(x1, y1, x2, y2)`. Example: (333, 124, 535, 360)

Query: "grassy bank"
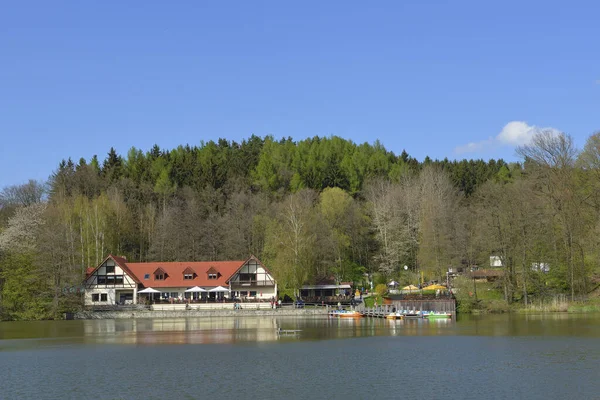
(456, 287, 600, 314)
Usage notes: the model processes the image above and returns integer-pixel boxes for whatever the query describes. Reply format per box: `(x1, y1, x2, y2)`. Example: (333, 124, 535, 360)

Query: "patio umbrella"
(209, 286, 229, 292)
(388, 281, 399, 286)
(138, 287, 160, 293)
(423, 284, 446, 291)
(138, 287, 160, 303)
(184, 286, 207, 292)
(209, 285, 229, 301)
(402, 284, 419, 291)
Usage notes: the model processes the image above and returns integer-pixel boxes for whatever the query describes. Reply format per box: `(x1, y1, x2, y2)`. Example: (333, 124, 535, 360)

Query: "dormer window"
(153, 267, 167, 281)
(207, 266, 220, 280)
(183, 267, 196, 281)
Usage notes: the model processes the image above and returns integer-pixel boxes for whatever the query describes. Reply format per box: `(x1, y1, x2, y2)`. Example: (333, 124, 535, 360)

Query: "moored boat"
(329, 310, 363, 318)
(424, 312, 452, 319)
(386, 312, 403, 320)
(401, 310, 422, 318)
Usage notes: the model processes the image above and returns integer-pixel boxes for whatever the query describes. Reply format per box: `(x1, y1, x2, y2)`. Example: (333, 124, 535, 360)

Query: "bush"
(375, 283, 387, 296)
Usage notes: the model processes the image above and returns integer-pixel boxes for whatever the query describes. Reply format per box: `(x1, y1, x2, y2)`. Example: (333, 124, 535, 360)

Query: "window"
(250, 291, 257, 297)
(100, 293, 108, 302)
(144, 274, 150, 280)
(239, 273, 256, 282)
(184, 274, 193, 280)
(92, 294, 100, 302)
(106, 265, 115, 274)
(155, 274, 165, 280)
(97, 275, 123, 285)
(208, 273, 217, 280)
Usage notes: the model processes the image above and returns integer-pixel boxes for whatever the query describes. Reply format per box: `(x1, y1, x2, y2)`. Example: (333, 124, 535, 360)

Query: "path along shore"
(74, 308, 328, 320)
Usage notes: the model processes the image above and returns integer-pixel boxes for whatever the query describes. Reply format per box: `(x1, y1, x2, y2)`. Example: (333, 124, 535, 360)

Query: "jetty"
(351, 296, 456, 319)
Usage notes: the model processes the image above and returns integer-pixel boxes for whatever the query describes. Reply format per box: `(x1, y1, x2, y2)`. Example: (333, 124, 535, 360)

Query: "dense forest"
(1, 132, 599, 320)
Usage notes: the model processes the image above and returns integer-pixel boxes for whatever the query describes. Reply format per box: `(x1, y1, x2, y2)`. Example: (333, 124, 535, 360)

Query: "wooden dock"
(357, 300, 456, 319)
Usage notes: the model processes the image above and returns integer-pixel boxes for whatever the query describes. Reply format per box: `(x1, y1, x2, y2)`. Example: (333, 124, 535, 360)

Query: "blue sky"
(1, 1, 598, 187)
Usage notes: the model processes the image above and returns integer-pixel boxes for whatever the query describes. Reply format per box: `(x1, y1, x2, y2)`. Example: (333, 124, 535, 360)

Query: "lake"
(2, 314, 600, 399)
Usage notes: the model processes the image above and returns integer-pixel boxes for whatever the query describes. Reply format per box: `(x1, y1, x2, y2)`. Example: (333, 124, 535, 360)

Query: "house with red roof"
(84, 254, 277, 306)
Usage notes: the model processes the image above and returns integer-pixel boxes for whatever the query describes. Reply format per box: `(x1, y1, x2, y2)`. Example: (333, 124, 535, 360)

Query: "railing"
(86, 304, 150, 312)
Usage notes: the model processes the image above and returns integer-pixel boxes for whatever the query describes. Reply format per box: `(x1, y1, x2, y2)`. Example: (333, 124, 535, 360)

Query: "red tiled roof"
(112, 255, 141, 283)
(125, 260, 245, 288)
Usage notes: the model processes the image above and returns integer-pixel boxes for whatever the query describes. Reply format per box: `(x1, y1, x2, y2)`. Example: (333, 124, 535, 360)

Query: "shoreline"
(74, 308, 328, 320)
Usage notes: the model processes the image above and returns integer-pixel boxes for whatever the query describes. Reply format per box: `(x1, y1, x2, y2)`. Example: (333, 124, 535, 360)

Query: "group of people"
(270, 297, 282, 309)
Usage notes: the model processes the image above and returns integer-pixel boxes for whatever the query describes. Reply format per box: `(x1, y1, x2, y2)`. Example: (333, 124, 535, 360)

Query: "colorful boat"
(401, 310, 422, 318)
(329, 310, 363, 318)
(386, 312, 403, 320)
(424, 312, 452, 319)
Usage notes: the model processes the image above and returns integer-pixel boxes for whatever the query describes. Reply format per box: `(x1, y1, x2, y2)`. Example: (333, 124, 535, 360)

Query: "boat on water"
(401, 310, 422, 318)
(386, 312, 403, 320)
(329, 310, 363, 318)
(423, 312, 452, 319)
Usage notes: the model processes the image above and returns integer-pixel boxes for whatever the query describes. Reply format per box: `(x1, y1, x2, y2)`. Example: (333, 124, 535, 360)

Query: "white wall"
(85, 258, 137, 305)
(84, 288, 117, 305)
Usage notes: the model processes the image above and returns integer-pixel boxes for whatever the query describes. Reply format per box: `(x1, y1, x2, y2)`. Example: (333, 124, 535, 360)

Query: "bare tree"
(418, 166, 459, 282)
(365, 178, 413, 277)
(0, 180, 46, 207)
(517, 131, 587, 300)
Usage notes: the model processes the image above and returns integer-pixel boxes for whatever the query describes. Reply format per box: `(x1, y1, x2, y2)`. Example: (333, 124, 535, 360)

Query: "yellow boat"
(386, 312, 403, 320)
(330, 310, 363, 318)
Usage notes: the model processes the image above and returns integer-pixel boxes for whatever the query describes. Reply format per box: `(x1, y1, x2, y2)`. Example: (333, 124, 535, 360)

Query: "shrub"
(375, 283, 387, 296)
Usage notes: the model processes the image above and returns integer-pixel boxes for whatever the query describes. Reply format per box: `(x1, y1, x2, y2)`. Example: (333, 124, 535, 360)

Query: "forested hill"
(52, 135, 508, 199)
(4, 132, 600, 320)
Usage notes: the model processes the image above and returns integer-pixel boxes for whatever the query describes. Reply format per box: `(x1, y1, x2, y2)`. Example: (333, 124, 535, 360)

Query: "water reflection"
(82, 317, 281, 344)
(3, 314, 600, 350)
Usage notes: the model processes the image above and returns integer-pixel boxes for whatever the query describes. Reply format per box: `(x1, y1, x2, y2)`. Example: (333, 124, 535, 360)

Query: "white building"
(84, 254, 277, 306)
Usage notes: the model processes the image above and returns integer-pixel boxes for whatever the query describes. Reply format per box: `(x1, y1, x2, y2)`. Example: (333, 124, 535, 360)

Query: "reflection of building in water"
(83, 317, 279, 345)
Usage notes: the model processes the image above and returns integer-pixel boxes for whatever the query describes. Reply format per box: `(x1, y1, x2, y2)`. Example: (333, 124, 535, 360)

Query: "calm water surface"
(1, 314, 600, 399)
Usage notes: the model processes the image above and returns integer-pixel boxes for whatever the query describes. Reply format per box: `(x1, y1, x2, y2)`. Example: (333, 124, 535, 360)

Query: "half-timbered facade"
(84, 255, 139, 305)
(84, 254, 277, 306)
(229, 257, 277, 300)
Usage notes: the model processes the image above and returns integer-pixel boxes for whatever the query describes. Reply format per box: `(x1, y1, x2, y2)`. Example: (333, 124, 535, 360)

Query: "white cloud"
(454, 121, 560, 155)
(497, 121, 539, 146)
